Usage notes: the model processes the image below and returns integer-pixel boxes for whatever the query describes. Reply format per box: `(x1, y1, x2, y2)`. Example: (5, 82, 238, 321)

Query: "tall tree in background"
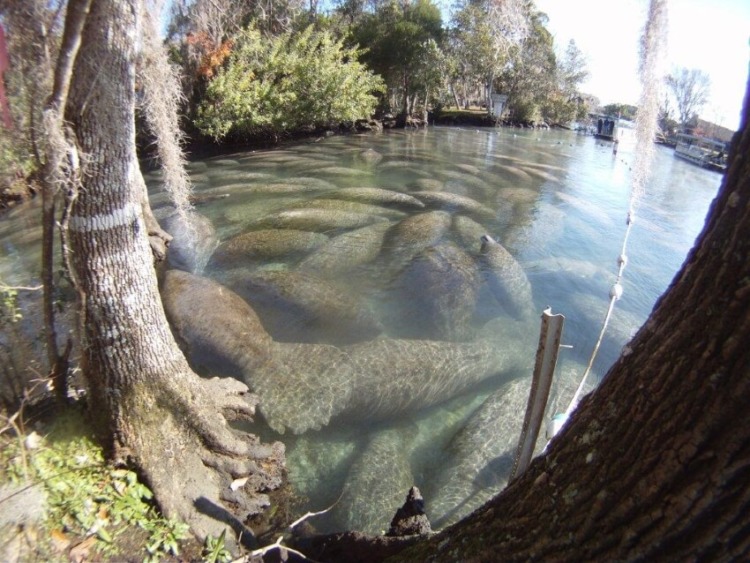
(451, 0, 529, 112)
(350, 0, 443, 120)
(48, 0, 284, 548)
(666, 66, 711, 130)
(495, 7, 555, 122)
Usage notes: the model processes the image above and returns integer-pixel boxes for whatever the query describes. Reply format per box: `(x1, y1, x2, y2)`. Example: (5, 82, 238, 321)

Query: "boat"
(673, 133, 728, 173)
(591, 113, 620, 141)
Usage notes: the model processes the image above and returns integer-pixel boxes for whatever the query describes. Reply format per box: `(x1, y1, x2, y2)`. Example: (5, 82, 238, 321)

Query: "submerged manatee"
(251, 342, 355, 434)
(251, 208, 388, 233)
(390, 243, 480, 341)
(381, 211, 452, 270)
(297, 221, 392, 276)
(209, 229, 329, 269)
(412, 191, 496, 222)
(160, 270, 271, 376)
(226, 270, 383, 345)
(452, 215, 492, 254)
(331, 424, 416, 534)
(329, 187, 426, 211)
(426, 376, 530, 529)
(285, 198, 406, 220)
(479, 235, 535, 321)
(161, 210, 218, 274)
(243, 334, 528, 435)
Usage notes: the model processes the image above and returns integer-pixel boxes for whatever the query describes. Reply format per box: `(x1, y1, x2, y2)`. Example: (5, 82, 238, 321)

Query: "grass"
(0, 405, 211, 561)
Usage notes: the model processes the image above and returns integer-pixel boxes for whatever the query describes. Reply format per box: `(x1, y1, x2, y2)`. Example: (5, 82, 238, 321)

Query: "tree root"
(119, 371, 285, 553)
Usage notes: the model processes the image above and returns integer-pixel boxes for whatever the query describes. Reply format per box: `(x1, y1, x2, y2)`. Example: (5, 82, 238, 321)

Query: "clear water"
(0, 126, 722, 533)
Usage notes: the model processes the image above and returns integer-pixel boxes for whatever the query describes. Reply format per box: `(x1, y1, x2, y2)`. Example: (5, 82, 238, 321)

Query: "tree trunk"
(61, 0, 284, 549)
(450, 83, 460, 110)
(394, 77, 750, 560)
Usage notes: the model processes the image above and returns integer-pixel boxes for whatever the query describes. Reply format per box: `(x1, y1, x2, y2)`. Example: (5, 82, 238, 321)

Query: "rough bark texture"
(390, 78, 750, 562)
(62, 0, 284, 549)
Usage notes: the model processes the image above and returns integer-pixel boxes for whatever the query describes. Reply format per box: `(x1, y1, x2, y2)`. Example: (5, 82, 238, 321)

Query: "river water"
(0, 126, 722, 534)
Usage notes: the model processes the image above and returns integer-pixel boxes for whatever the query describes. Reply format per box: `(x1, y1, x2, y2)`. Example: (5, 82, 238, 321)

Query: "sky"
(533, 0, 750, 131)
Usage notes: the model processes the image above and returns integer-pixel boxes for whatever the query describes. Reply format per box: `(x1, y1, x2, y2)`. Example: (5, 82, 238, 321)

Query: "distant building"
(690, 118, 735, 144)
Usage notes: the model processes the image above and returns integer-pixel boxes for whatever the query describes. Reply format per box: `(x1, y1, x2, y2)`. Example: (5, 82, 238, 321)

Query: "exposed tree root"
(118, 371, 285, 552)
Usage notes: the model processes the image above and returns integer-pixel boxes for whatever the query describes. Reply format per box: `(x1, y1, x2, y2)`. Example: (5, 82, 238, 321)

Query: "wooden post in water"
(511, 307, 565, 481)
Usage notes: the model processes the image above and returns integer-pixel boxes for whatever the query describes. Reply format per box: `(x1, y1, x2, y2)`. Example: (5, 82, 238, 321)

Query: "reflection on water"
(0, 126, 722, 534)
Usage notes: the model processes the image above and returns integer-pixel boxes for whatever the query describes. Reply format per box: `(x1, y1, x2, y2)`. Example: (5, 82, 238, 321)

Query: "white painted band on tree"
(69, 202, 139, 233)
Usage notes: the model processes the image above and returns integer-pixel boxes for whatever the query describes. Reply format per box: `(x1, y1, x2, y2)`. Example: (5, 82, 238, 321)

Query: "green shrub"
(195, 25, 384, 140)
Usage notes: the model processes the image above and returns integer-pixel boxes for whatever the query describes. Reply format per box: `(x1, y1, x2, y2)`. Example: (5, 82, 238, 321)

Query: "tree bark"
(392, 77, 750, 561)
(61, 0, 284, 549)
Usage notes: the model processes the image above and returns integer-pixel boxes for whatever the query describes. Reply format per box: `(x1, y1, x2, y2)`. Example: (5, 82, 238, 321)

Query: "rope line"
(566, 210, 634, 416)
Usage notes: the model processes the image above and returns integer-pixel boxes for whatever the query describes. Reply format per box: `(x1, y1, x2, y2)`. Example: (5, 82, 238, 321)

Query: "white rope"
(565, 212, 634, 416)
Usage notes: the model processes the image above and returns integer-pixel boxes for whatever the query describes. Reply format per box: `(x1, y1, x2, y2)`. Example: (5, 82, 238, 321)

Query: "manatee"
(521, 166, 560, 183)
(313, 166, 370, 178)
(161, 210, 218, 274)
(250, 341, 355, 434)
(208, 170, 274, 187)
(297, 221, 392, 276)
(225, 269, 383, 345)
(452, 215, 492, 254)
(208, 229, 329, 268)
(358, 148, 383, 164)
(490, 163, 534, 182)
(331, 424, 416, 534)
(412, 191, 496, 222)
(411, 178, 444, 191)
(479, 235, 535, 320)
(329, 187, 425, 211)
(250, 208, 389, 233)
(437, 171, 491, 195)
(426, 376, 530, 529)
(389, 243, 481, 341)
(381, 211, 452, 269)
(206, 158, 240, 167)
(246, 335, 526, 434)
(285, 198, 406, 220)
(285, 428, 361, 508)
(284, 176, 340, 191)
(452, 163, 482, 175)
(216, 183, 325, 197)
(160, 270, 272, 376)
(186, 161, 208, 172)
(342, 337, 521, 423)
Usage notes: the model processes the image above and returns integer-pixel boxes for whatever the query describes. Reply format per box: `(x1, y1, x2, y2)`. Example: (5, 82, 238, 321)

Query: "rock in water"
(161, 211, 218, 274)
(479, 234, 535, 320)
(226, 270, 383, 345)
(297, 221, 392, 277)
(390, 243, 480, 341)
(388, 487, 432, 537)
(208, 229, 329, 268)
(426, 376, 530, 529)
(160, 270, 272, 376)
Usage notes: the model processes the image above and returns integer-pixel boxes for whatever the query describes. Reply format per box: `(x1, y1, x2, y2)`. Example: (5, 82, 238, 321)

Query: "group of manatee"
(151, 132, 597, 535)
